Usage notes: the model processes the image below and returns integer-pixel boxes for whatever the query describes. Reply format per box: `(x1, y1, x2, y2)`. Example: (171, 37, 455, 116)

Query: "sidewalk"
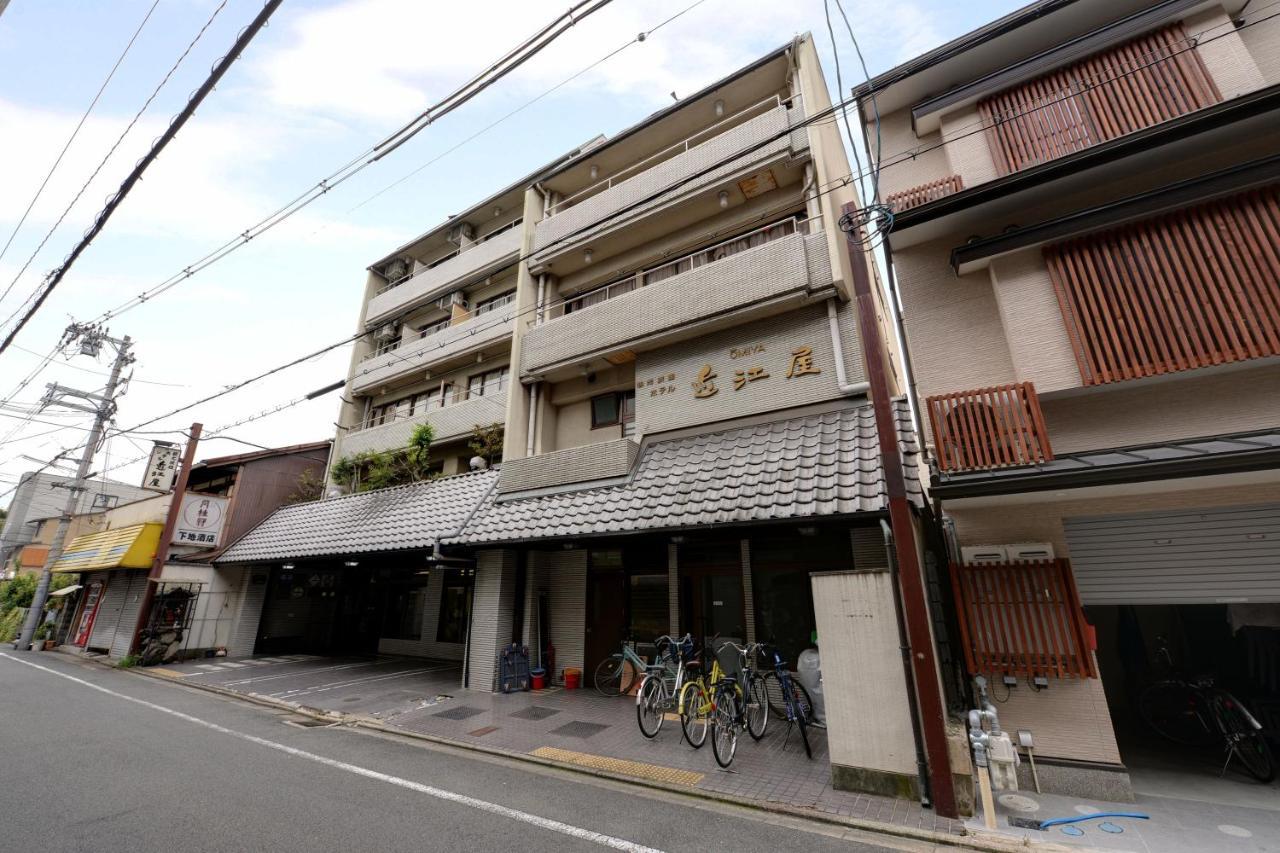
(146, 653, 964, 840)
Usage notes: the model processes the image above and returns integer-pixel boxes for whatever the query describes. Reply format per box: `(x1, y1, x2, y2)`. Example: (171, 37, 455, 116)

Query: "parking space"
(155, 653, 959, 836)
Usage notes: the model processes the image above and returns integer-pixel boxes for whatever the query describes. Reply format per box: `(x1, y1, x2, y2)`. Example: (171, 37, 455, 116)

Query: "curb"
(115, 660, 1051, 853)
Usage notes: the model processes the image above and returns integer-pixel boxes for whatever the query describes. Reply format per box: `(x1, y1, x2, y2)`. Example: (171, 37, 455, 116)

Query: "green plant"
(116, 654, 139, 669)
(0, 607, 22, 643)
(330, 422, 437, 492)
(468, 422, 504, 465)
(286, 467, 326, 504)
(34, 622, 52, 641)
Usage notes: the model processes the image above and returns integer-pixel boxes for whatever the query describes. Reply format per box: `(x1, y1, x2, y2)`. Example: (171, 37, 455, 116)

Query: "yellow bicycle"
(678, 639, 766, 749)
(677, 650, 724, 748)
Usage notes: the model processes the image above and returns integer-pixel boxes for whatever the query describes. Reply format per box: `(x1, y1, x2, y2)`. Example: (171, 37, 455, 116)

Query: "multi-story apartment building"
(858, 0, 1280, 800)
(220, 35, 965, 812)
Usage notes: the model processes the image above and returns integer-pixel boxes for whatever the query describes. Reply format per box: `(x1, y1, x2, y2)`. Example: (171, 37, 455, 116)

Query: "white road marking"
(195, 664, 223, 671)
(268, 666, 455, 700)
(218, 659, 400, 687)
(220, 662, 248, 668)
(0, 653, 663, 853)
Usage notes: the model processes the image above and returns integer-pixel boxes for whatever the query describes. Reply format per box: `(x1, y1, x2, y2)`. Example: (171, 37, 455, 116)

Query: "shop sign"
(639, 341, 822, 400)
(173, 493, 229, 547)
(141, 442, 180, 492)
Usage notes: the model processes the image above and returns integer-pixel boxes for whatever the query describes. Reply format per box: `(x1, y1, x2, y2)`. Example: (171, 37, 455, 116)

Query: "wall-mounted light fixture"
(583, 248, 593, 265)
(714, 99, 725, 118)
(718, 190, 730, 209)
(589, 164, 599, 180)
(344, 560, 359, 567)
(281, 563, 295, 570)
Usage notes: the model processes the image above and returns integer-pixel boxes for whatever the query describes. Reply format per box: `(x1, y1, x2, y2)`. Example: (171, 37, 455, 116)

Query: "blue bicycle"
(759, 643, 815, 759)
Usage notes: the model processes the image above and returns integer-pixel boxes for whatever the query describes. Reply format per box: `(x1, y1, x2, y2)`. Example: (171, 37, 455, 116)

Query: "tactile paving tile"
(530, 747, 703, 786)
(547, 720, 609, 738)
(509, 706, 561, 721)
(432, 705, 485, 720)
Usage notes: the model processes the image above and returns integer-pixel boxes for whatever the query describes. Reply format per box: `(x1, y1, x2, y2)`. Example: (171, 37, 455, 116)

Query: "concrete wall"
(1239, 1, 1280, 85)
(468, 550, 519, 692)
(531, 549, 587, 685)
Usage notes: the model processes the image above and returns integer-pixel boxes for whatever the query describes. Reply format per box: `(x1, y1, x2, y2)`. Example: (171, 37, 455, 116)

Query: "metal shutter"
(1065, 504, 1280, 605)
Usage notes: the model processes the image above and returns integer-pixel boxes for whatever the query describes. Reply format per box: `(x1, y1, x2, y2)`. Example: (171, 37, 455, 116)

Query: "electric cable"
(0, 0, 161, 281)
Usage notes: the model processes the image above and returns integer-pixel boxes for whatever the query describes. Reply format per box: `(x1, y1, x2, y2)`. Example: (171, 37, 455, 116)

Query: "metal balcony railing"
(926, 382, 1053, 473)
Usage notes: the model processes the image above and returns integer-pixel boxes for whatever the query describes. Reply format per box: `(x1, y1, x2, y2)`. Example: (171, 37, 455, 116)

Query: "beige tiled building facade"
(859, 0, 1280, 800)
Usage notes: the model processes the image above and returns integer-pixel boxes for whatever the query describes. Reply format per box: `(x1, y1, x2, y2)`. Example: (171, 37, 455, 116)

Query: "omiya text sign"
(173, 493, 229, 548)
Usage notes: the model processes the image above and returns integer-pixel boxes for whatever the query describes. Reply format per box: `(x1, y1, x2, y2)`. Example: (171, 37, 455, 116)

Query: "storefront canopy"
(51, 522, 163, 573)
(450, 401, 922, 546)
(216, 468, 500, 564)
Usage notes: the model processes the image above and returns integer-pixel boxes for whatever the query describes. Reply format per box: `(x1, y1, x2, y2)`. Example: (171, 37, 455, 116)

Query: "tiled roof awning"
(217, 469, 499, 563)
(448, 402, 920, 546)
(52, 523, 163, 573)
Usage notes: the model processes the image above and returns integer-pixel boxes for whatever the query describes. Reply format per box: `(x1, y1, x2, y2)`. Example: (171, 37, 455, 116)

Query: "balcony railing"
(531, 94, 806, 257)
(950, 559, 1096, 679)
(926, 382, 1053, 473)
(351, 308, 515, 395)
(338, 394, 506, 458)
(885, 175, 963, 213)
(365, 224, 522, 328)
(978, 24, 1219, 175)
(520, 226, 832, 377)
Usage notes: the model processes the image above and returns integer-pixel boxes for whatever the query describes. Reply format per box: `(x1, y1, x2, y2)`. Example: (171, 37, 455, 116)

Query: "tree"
(330, 422, 437, 493)
(286, 467, 326, 504)
(468, 422, 504, 466)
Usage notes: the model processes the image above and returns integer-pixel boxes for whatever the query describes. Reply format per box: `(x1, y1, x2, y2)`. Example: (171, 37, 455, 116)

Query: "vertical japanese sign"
(141, 442, 181, 492)
(173, 493, 229, 548)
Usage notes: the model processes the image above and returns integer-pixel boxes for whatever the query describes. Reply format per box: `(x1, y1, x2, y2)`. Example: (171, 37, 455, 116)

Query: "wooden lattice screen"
(951, 559, 1096, 679)
(1044, 186, 1280, 386)
(926, 383, 1053, 473)
(978, 24, 1220, 175)
(885, 174, 964, 213)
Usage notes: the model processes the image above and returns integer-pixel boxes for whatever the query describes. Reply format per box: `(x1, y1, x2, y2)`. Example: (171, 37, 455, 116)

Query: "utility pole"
(129, 423, 201, 655)
(14, 324, 133, 651)
(840, 203, 958, 818)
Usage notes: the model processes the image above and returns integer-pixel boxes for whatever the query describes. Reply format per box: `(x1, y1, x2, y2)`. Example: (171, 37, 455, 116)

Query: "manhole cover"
(510, 706, 560, 721)
(433, 705, 485, 721)
(998, 793, 1040, 813)
(548, 720, 609, 738)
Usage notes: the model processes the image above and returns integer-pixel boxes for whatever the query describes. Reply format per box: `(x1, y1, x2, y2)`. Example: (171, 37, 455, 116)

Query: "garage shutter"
(1065, 504, 1280, 605)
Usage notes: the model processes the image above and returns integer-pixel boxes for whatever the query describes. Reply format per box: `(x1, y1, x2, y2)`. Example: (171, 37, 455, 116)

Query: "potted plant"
(34, 622, 55, 650)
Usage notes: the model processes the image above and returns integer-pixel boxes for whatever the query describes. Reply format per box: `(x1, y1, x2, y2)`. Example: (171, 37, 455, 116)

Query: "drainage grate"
(509, 706, 561, 721)
(433, 705, 485, 721)
(282, 716, 336, 728)
(468, 726, 500, 737)
(548, 720, 609, 739)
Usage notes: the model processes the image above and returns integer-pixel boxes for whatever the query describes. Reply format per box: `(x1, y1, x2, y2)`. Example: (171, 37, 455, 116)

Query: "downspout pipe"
(826, 298, 870, 396)
(882, 518, 934, 808)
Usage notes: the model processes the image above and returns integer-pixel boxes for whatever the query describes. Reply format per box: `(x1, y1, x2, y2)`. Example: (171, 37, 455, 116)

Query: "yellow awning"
(51, 523, 163, 573)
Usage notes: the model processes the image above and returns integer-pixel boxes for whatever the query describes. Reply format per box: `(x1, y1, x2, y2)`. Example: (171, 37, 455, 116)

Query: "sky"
(0, 0, 1024, 507)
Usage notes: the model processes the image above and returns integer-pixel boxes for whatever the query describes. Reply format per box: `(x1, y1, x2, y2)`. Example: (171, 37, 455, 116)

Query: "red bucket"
(531, 669, 546, 690)
(563, 667, 582, 689)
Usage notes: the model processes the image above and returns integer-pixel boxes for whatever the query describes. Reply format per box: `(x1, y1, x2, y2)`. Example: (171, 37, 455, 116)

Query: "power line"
(0, 0, 229, 319)
(0, 0, 160, 281)
(0, 0, 285, 357)
(87, 0, 621, 324)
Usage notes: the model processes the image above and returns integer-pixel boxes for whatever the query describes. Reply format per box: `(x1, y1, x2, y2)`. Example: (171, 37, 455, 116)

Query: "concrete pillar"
(467, 549, 518, 692)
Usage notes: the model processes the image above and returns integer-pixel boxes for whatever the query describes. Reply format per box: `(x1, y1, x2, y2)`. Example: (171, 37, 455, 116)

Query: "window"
(467, 367, 509, 399)
(380, 576, 427, 641)
(473, 290, 515, 317)
(591, 390, 635, 430)
(418, 318, 449, 339)
(436, 569, 474, 644)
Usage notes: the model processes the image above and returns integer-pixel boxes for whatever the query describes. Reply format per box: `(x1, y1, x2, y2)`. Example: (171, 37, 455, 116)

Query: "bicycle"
(759, 643, 815, 759)
(636, 634, 695, 738)
(707, 641, 770, 769)
(595, 638, 668, 697)
(1137, 635, 1275, 783)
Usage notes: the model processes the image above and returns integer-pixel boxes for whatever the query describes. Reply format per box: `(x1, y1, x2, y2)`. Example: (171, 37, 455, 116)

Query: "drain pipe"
(882, 518, 934, 809)
(827, 298, 870, 396)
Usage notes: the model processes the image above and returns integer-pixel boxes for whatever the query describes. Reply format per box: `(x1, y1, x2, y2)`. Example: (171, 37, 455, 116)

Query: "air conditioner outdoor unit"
(450, 291, 469, 309)
(383, 258, 410, 283)
(961, 545, 1009, 565)
(447, 222, 474, 245)
(1006, 542, 1055, 562)
(372, 323, 399, 341)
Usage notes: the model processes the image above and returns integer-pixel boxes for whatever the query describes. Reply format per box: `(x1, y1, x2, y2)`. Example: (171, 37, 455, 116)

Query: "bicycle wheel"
(1138, 681, 1215, 747)
(746, 675, 769, 741)
(680, 681, 709, 749)
(762, 670, 788, 720)
(792, 681, 813, 759)
(711, 687, 738, 768)
(636, 676, 666, 739)
(594, 655, 627, 697)
(1216, 696, 1277, 783)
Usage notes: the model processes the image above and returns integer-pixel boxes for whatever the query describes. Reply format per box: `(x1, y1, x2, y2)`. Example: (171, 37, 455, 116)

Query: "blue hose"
(1039, 812, 1150, 829)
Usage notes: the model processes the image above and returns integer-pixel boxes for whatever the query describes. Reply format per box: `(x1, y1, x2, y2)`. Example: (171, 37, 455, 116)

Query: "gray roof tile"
(217, 468, 498, 563)
(448, 401, 920, 546)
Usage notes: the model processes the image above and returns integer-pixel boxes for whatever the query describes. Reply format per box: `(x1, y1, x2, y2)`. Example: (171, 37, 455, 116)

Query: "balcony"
(337, 393, 506, 458)
(497, 438, 639, 495)
(365, 224, 521, 328)
(530, 95, 808, 261)
(351, 309, 515, 395)
(520, 226, 832, 378)
(926, 382, 1053, 473)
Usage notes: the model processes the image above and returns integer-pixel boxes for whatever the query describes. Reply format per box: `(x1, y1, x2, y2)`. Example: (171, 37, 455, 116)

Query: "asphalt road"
(0, 652, 952, 853)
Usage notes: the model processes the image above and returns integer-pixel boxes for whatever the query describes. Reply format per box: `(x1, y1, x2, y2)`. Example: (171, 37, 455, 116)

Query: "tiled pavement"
(157, 654, 961, 836)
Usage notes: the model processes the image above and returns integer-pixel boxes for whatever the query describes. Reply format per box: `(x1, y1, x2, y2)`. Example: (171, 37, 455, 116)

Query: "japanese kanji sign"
(141, 442, 180, 492)
(173, 493, 229, 548)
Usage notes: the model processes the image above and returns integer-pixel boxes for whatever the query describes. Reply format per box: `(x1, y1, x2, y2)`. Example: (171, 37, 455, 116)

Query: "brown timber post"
(130, 423, 202, 655)
(840, 203, 958, 817)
